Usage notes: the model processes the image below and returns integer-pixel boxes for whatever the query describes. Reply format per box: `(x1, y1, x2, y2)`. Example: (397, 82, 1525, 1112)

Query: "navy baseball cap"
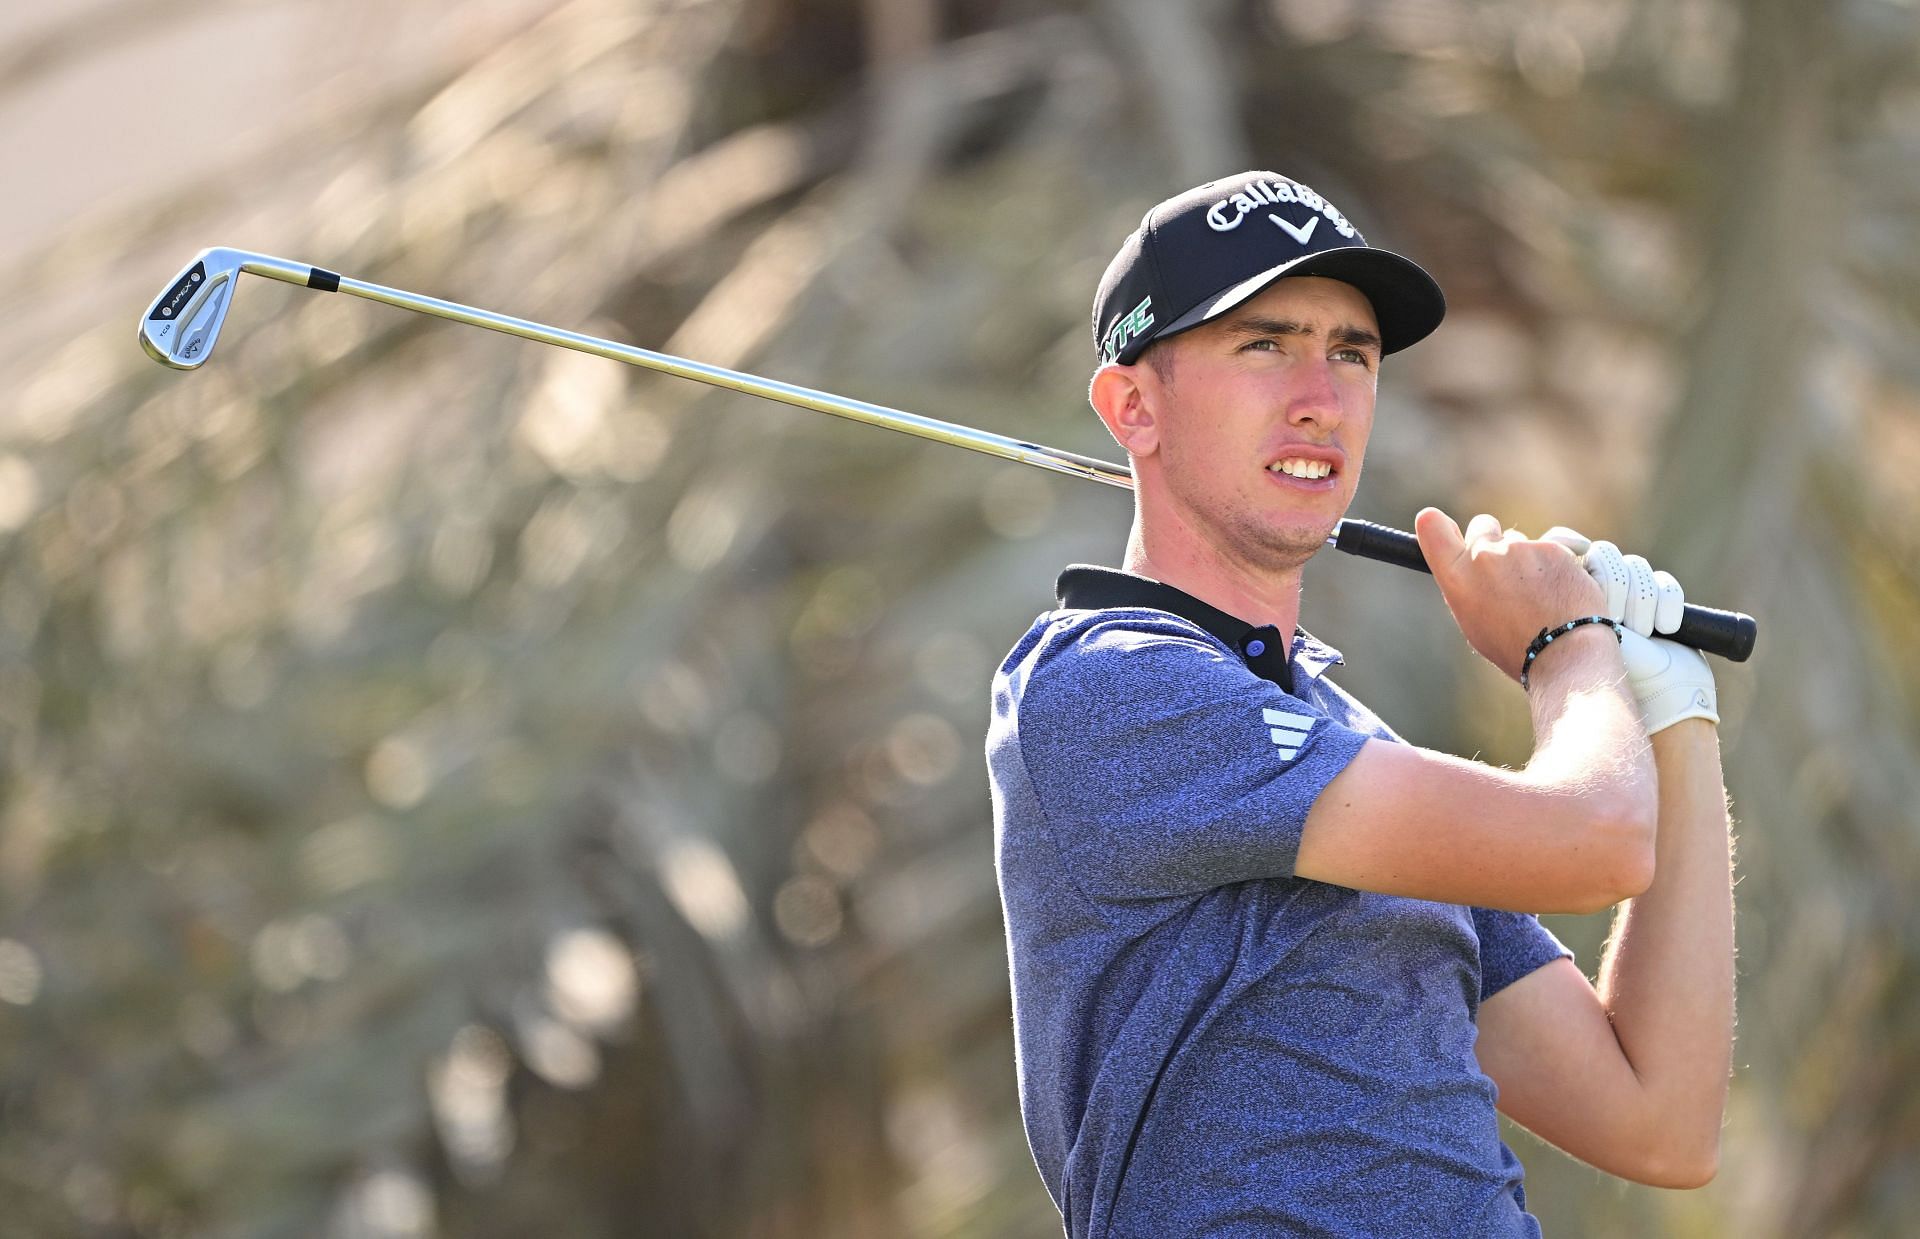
(1092, 171, 1446, 365)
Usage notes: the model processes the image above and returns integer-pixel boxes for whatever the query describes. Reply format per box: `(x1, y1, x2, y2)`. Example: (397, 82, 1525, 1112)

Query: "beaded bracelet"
(1520, 615, 1624, 690)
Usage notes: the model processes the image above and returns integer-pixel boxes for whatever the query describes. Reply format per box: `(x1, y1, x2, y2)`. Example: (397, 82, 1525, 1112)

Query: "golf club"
(139, 247, 1758, 662)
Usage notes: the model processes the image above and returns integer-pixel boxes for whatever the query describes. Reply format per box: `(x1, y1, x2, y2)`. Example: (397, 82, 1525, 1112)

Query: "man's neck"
(1120, 521, 1307, 638)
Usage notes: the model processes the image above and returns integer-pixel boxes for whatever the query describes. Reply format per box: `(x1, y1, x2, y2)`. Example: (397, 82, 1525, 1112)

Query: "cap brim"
(1134, 247, 1446, 360)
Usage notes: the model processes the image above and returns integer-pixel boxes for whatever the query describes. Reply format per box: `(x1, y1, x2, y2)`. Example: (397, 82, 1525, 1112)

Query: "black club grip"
(1331, 519, 1758, 663)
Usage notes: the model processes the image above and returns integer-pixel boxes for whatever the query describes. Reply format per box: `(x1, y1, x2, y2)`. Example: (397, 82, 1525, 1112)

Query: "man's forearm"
(1518, 634, 1661, 903)
(1593, 720, 1736, 1180)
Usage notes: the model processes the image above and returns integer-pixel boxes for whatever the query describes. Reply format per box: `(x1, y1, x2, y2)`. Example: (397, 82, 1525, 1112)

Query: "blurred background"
(2, 0, 1918, 1235)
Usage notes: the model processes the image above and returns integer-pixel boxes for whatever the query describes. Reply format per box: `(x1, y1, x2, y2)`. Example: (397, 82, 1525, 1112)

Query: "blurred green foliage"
(1, 0, 1918, 1235)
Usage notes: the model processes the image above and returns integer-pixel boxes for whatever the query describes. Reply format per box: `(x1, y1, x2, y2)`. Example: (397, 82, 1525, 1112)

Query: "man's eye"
(1242, 339, 1277, 352)
(1333, 347, 1373, 367)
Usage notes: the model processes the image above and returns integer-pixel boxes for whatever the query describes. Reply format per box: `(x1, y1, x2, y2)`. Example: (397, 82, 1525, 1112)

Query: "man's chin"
(1236, 520, 1339, 571)
(1195, 494, 1347, 573)
(1263, 537, 1331, 570)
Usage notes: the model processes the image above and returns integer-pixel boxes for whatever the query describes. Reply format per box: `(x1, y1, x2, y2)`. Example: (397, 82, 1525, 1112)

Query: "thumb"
(1414, 507, 1466, 579)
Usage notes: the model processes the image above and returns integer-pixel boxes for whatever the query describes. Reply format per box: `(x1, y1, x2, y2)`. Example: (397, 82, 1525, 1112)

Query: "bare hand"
(1414, 508, 1609, 681)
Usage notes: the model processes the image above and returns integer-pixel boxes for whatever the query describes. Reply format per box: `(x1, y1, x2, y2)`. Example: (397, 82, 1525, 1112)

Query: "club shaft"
(227, 254, 1755, 662)
(241, 258, 1134, 491)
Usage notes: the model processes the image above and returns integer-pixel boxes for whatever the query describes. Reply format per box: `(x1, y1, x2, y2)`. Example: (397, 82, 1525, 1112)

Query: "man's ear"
(1089, 362, 1161, 459)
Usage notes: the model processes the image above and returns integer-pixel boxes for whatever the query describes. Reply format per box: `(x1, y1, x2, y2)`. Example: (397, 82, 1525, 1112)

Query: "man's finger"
(1585, 539, 1630, 619)
(1463, 512, 1504, 549)
(1414, 507, 1467, 573)
(1653, 570, 1686, 635)
(1539, 526, 1591, 557)
(1621, 553, 1658, 636)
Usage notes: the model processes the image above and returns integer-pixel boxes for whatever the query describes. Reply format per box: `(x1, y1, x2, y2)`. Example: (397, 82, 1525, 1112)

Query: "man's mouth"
(1268, 457, 1334, 480)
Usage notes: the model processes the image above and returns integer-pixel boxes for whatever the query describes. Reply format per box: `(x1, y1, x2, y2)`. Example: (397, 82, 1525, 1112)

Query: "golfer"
(987, 171, 1735, 1236)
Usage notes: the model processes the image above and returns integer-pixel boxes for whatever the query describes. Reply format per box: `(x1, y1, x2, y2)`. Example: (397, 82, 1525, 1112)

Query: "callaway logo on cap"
(1092, 171, 1447, 365)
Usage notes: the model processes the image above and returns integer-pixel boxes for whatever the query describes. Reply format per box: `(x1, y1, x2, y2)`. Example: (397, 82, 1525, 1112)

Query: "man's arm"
(1295, 508, 1659, 914)
(1473, 718, 1736, 1187)
(1296, 632, 1656, 914)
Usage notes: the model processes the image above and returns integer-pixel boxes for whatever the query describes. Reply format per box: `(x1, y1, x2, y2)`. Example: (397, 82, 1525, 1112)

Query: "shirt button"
(1245, 640, 1266, 657)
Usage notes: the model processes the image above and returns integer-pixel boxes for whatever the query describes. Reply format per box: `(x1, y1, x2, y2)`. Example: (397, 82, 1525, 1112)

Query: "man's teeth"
(1271, 458, 1333, 479)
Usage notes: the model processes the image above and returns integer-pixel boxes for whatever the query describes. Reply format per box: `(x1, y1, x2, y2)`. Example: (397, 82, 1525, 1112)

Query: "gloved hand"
(1539, 527, 1719, 734)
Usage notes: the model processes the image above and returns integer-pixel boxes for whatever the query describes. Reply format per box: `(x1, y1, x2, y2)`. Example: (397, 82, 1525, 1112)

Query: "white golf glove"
(1539, 527, 1719, 734)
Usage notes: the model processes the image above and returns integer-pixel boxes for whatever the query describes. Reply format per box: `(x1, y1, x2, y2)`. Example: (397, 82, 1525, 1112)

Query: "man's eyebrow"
(1219, 315, 1311, 340)
(1218, 315, 1383, 353)
(1332, 324, 1383, 353)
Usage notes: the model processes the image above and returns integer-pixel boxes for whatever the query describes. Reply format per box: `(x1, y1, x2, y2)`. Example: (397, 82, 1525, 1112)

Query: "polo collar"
(1054, 565, 1346, 691)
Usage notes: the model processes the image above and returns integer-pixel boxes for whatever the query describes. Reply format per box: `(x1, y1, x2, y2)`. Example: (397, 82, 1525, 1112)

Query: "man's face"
(1131, 276, 1381, 571)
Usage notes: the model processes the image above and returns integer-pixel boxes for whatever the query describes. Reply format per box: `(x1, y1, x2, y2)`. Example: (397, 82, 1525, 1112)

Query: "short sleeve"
(1014, 612, 1370, 902)
(1471, 907, 1574, 1002)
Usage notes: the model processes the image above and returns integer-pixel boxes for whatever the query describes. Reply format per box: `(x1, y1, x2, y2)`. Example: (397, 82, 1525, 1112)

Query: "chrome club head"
(139, 248, 245, 369)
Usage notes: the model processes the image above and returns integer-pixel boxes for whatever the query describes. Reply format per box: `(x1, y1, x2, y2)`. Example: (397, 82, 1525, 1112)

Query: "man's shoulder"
(998, 605, 1237, 696)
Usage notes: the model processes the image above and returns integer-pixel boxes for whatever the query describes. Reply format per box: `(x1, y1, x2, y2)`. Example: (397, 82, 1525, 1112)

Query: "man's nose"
(1286, 357, 1344, 426)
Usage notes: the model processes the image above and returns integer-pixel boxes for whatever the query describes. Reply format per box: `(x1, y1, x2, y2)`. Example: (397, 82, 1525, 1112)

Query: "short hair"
(1139, 338, 1176, 386)
(1087, 338, 1177, 412)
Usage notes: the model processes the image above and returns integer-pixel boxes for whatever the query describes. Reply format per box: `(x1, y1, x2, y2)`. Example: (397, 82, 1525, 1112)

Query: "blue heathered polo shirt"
(987, 566, 1571, 1238)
